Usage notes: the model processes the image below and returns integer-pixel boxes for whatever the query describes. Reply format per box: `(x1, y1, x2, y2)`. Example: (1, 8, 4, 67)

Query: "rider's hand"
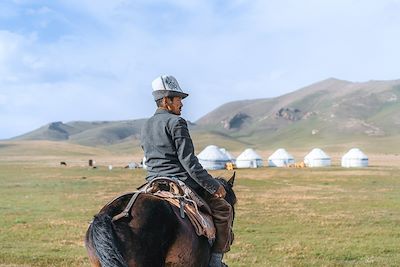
(213, 185, 226, 198)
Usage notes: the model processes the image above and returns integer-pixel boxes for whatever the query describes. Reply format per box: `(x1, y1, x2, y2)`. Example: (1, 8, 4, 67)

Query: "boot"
(209, 253, 228, 267)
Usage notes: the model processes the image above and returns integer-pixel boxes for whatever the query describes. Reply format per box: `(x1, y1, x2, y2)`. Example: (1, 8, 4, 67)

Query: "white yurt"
(341, 148, 368, 167)
(268, 148, 295, 167)
(236, 148, 263, 168)
(304, 148, 331, 167)
(198, 145, 230, 170)
(219, 148, 236, 163)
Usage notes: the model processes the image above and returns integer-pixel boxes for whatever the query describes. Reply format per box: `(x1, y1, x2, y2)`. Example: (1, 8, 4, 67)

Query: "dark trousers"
(203, 193, 234, 253)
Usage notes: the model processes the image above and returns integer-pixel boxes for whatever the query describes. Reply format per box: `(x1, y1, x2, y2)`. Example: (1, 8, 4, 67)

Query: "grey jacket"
(141, 108, 220, 194)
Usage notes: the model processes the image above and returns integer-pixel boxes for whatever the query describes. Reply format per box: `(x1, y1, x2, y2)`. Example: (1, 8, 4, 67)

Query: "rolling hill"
(195, 78, 400, 152)
(9, 78, 400, 153)
(12, 119, 147, 147)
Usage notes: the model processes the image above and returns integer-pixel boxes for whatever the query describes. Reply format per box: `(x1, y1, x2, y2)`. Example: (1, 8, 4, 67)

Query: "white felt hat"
(151, 75, 189, 101)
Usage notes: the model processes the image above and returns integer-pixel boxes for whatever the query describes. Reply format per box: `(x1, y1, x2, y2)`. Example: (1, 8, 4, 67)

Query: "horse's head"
(216, 172, 237, 207)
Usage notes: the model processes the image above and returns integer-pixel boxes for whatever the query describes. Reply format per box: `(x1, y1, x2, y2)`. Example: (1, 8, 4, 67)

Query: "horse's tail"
(88, 213, 128, 267)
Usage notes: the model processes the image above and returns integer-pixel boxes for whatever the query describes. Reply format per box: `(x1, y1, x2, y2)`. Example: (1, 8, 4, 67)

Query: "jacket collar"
(154, 108, 172, 115)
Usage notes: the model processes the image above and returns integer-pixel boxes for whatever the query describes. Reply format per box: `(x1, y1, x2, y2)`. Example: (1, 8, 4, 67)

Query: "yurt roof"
(304, 148, 330, 159)
(237, 148, 262, 160)
(198, 145, 229, 161)
(342, 148, 368, 159)
(219, 148, 235, 160)
(268, 148, 294, 160)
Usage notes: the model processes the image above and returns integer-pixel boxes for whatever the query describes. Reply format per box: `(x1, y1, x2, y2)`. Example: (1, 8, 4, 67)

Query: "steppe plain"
(1, 141, 399, 266)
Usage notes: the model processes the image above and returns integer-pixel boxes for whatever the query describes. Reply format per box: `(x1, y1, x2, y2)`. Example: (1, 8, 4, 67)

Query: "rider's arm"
(171, 117, 220, 195)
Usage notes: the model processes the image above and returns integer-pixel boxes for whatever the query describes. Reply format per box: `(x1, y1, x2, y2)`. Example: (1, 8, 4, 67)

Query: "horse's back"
(87, 193, 210, 267)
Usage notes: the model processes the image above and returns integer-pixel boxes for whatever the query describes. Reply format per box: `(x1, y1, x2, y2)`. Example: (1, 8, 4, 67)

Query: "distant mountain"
(194, 78, 400, 151)
(12, 119, 147, 146)
(12, 78, 400, 153)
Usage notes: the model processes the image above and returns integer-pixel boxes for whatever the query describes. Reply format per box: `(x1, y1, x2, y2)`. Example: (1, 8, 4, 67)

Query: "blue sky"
(0, 0, 400, 139)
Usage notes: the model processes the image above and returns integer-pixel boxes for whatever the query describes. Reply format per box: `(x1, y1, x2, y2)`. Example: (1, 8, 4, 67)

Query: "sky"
(0, 0, 400, 139)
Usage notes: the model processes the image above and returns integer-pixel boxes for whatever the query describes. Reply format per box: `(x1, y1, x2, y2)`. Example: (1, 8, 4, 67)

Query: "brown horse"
(85, 174, 236, 267)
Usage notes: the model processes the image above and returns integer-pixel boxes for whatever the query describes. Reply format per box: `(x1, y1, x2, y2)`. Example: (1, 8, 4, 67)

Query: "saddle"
(111, 177, 216, 243)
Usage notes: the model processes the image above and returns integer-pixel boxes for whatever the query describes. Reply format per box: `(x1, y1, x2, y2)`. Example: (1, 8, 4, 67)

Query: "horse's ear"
(228, 171, 236, 187)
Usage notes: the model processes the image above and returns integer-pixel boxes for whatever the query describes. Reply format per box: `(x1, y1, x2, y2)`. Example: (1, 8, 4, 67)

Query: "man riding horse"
(141, 75, 234, 267)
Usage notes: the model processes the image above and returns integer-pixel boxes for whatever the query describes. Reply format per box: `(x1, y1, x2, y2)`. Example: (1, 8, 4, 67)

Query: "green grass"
(227, 167, 400, 266)
(1, 162, 400, 266)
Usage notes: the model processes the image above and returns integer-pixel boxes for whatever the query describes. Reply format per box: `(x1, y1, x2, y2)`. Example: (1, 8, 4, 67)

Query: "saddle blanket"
(148, 178, 216, 243)
(111, 177, 216, 243)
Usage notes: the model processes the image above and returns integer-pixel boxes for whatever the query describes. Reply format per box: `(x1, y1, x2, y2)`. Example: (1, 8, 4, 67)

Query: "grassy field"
(1, 156, 400, 267)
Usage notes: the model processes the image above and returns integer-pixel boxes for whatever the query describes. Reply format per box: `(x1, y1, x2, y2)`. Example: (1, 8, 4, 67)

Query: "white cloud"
(0, 94, 7, 105)
(26, 6, 52, 15)
(0, 31, 22, 63)
(1, 0, 400, 138)
(0, 31, 27, 82)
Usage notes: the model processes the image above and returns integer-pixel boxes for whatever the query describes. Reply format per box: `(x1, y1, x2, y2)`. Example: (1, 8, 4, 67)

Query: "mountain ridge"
(9, 78, 400, 152)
